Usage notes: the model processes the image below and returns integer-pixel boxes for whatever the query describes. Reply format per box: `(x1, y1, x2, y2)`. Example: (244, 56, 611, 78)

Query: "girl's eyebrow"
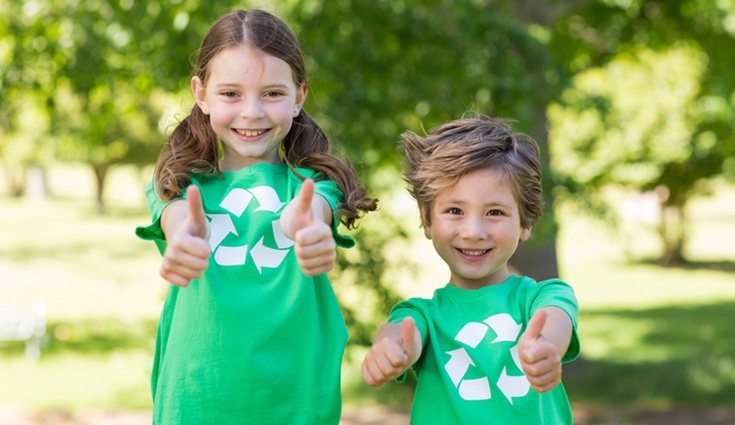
(213, 82, 291, 89)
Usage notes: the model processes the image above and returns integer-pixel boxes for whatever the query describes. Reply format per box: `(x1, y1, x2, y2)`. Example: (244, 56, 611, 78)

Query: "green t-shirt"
(390, 275, 581, 425)
(136, 163, 353, 425)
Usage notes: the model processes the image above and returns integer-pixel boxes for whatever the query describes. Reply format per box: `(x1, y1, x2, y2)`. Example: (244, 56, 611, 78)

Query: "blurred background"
(1, 0, 734, 424)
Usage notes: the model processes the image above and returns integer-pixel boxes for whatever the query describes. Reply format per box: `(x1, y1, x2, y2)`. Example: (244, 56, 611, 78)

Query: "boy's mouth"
(458, 248, 490, 257)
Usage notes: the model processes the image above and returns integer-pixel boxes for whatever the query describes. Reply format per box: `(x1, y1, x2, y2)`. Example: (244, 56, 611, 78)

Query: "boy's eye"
(264, 90, 284, 97)
(487, 209, 503, 216)
(222, 91, 238, 98)
(446, 207, 462, 215)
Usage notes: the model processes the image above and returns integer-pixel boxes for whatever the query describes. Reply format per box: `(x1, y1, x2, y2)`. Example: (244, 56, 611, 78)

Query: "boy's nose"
(460, 217, 488, 240)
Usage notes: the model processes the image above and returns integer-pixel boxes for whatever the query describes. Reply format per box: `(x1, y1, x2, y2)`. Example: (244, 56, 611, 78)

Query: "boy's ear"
(520, 227, 532, 241)
(191, 76, 209, 115)
(423, 224, 432, 240)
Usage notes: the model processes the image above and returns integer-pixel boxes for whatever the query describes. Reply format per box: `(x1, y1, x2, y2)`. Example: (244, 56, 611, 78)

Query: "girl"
(136, 9, 376, 425)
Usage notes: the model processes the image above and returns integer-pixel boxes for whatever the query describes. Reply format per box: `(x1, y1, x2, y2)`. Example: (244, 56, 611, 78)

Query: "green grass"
(1, 165, 734, 419)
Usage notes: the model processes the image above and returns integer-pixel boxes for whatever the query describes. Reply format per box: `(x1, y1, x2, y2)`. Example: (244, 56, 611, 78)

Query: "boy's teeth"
(461, 249, 487, 256)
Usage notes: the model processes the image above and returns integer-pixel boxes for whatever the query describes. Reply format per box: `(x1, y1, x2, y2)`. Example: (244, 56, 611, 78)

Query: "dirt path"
(3, 406, 735, 425)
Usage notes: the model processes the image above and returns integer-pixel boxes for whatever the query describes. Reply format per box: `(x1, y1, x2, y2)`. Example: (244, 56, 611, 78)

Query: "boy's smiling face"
(424, 167, 531, 289)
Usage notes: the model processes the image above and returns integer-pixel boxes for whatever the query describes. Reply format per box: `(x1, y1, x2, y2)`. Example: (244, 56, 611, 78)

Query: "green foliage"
(293, 0, 561, 173)
(548, 0, 735, 263)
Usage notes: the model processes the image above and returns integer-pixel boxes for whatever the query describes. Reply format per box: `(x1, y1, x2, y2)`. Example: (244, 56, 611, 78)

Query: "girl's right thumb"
(186, 185, 208, 238)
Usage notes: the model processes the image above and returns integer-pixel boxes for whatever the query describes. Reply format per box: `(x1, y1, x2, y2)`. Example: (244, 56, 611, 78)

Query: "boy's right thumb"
(401, 317, 417, 353)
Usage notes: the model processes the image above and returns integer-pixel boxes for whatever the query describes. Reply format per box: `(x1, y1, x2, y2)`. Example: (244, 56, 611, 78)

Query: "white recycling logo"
(444, 313, 530, 404)
(207, 186, 294, 273)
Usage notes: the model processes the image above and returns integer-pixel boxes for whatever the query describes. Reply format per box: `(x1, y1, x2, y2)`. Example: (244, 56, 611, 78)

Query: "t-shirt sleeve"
(310, 176, 355, 249)
(528, 278, 581, 363)
(134, 180, 174, 255)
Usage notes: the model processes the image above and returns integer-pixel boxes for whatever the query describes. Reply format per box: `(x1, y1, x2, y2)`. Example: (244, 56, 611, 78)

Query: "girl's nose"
(240, 98, 264, 119)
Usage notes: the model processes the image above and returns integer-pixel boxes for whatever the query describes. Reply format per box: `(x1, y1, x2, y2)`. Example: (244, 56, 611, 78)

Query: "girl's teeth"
(237, 129, 265, 137)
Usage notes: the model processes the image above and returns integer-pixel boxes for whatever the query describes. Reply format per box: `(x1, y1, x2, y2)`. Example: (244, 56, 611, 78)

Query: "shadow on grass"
(633, 258, 735, 273)
(565, 300, 735, 408)
(0, 318, 157, 358)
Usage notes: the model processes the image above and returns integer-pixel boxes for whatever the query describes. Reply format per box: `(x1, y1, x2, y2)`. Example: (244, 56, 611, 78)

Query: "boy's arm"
(517, 307, 573, 393)
(361, 317, 423, 387)
(279, 179, 336, 276)
(159, 186, 211, 287)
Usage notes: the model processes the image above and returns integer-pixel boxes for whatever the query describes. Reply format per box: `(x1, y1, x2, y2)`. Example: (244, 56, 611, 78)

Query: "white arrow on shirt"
(249, 186, 285, 213)
(445, 348, 473, 387)
(219, 188, 253, 217)
(484, 313, 522, 343)
(214, 244, 248, 266)
(250, 236, 289, 273)
(459, 377, 491, 401)
(454, 322, 489, 349)
(497, 366, 530, 404)
(207, 214, 238, 250)
(271, 219, 294, 249)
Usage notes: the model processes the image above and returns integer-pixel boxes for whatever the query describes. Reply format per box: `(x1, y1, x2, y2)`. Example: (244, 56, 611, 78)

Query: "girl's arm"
(279, 179, 336, 276)
(517, 307, 573, 393)
(361, 317, 423, 387)
(159, 186, 211, 287)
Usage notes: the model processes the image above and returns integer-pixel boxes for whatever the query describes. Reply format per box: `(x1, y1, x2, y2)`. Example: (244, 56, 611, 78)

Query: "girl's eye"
(487, 209, 503, 216)
(222, 91, 238, 98)
(264, 91, 284, 98)
(447, 207, 462, 215)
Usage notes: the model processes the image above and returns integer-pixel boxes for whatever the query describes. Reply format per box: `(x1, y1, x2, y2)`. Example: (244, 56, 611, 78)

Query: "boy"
(361, 115, 580, 424)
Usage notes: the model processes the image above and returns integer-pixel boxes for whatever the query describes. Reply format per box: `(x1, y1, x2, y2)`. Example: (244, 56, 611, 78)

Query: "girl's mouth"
(234, 129, 267, 137)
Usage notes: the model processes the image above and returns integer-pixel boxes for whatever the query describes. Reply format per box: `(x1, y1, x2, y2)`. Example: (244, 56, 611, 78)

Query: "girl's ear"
(520, 227, 532, 241)
(191, 76, 209, 115)
(293, 83, 308, 117)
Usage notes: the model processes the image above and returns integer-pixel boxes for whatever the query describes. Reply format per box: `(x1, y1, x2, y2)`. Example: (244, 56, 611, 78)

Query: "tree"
(549, 0, 735, 264)
(291, 0, 571, 340)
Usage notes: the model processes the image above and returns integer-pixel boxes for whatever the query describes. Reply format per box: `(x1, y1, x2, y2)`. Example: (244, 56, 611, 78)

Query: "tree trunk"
(3, 163, 27, 197)
(509, 109, 560, 280)
(26, 165, 49, 199)
(658, 202, 687, 265)
(92, 164, 109, 214)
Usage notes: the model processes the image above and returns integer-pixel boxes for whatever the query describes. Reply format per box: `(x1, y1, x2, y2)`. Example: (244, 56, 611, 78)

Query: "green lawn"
(1, 166, 734, 420)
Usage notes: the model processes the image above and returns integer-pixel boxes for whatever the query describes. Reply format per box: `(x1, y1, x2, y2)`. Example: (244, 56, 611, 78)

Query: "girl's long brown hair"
(154, 9, 376, 228)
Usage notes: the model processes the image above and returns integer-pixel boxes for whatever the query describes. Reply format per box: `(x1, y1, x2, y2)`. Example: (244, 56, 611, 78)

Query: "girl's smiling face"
(193, 44, 306, 170)
(424, 167, 531, 289)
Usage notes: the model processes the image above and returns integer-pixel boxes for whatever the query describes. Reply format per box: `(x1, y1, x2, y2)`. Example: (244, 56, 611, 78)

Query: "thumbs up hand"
(518, 309, 563, 393)
(160, 185, 212, 287)
(361, 317, 422, 387)
(281, 179, 336, 277)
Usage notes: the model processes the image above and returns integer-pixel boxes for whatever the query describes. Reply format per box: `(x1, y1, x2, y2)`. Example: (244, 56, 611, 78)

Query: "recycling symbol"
(443, 313, 530, 404)
(206, 186, 294, 273)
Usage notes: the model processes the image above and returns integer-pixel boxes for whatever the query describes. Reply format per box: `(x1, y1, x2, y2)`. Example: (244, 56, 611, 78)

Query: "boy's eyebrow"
(437, 197, 515, 209)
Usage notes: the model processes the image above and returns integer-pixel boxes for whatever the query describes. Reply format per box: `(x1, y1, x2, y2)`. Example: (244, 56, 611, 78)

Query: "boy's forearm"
(539, 306, 573, 358)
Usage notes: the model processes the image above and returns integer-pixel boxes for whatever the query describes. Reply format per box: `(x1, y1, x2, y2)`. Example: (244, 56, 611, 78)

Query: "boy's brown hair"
(402, 114, 543, 230)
